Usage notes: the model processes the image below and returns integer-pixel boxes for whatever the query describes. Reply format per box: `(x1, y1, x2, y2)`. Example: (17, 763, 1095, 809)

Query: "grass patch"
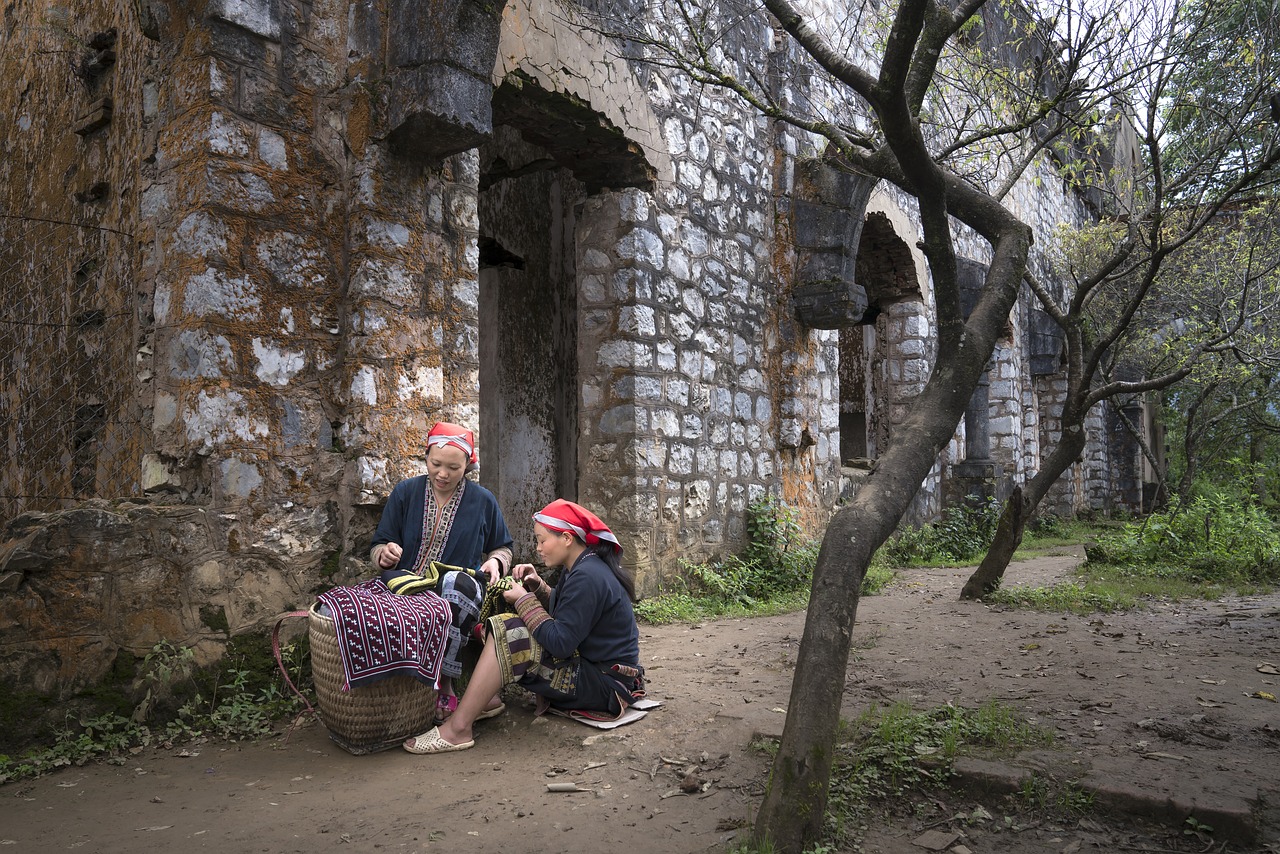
(810, 701, 1052, 847)
(1013, 517, 1116, 559)
(635, 588, 811, 625)
(985, 580, 1135, 614)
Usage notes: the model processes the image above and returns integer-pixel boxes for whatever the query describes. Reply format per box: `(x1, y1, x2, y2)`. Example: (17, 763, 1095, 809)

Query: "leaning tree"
(588, 0, 1278, 848)
(961, 0, 1280, 597)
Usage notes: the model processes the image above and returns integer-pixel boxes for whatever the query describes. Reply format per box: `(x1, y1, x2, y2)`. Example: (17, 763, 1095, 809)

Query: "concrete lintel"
(376, 64, 495, 162)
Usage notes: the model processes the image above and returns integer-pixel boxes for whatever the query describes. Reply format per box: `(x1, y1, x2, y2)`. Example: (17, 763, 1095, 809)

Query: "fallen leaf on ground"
(910, 829, 960, 850)
(1251, 691, 1277, 702)
(1257, 663, 1279, 675)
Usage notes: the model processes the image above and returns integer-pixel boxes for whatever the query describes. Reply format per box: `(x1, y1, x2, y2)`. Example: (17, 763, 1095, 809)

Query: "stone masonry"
(0, 0, 1151, 701)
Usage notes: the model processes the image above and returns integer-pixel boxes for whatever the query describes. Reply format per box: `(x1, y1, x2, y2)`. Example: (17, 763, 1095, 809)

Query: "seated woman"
(370, 421, 513, 721)
(404, 499, 643, 754)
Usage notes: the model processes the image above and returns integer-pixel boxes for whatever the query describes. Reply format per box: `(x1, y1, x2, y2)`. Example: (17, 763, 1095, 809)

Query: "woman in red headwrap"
(370, 421, 514, 720)
(403, 499, 643, 754)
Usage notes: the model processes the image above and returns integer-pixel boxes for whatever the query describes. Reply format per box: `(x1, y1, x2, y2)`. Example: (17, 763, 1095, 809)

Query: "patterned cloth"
(489, 614, 552, 686)
(317, 579, 451, 690)
(436, 570, 484, 678)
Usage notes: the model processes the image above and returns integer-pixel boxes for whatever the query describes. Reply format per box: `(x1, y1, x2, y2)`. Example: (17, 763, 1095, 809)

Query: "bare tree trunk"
(959, 485, 1023, 598)
(753, 428, 948, 846)
(960, 427, 1089, 598)
(753, 220, 1028, 845)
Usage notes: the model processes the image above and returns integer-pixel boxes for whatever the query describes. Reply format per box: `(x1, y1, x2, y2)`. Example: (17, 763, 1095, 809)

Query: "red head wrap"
(534, 499, 622, 554)
(426, 421, 477, 464)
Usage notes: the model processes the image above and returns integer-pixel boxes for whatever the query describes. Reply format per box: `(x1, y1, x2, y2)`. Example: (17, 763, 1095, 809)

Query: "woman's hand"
(376, 542, 403, 569)
(480, 557, 502, 584)
(501, 581, 528, 604)
(512, 563, 544, 592)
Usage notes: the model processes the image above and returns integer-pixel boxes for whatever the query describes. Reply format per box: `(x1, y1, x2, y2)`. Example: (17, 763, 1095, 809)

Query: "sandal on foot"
(403, 726, 474, 754)
(475, 702, 506, 721)
(433, 693, 459, 725)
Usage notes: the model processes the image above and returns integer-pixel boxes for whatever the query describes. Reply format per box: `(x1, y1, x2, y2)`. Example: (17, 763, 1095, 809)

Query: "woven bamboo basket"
(308, 602, 437, 754)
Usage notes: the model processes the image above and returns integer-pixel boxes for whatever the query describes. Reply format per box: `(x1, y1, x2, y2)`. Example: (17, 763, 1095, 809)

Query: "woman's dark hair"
(586, 541, 636, 603)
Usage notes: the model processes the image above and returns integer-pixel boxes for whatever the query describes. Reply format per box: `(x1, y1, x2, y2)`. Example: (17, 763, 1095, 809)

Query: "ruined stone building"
(0, 0, 1153, 698)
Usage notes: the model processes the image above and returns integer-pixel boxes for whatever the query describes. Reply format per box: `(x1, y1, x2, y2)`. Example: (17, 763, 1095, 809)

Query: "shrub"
(1087, 492, 1280, 585)
(882, 498, 1003, 566)
(686, 496, 819, 605)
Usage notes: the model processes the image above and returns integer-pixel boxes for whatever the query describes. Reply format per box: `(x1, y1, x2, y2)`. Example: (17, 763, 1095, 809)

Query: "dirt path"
(5, 551, 1279, 853)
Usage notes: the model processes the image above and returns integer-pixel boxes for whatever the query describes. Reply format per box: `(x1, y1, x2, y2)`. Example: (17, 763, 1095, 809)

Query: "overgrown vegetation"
(988, 492, 1280, 612)
(880, 499, 1003, 566)
(0, 633, 311, 784)
(1087, 492, 1280, 585)
(635, 497, 891, 625)
(750, 700, 1057, 850)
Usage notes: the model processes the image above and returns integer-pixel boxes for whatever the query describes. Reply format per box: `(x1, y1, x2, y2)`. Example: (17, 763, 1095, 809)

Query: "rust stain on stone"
(348, 94, 371, 159)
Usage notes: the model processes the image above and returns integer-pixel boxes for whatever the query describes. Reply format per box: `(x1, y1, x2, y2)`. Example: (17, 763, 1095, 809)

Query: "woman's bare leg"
(433, 634, 503, 745)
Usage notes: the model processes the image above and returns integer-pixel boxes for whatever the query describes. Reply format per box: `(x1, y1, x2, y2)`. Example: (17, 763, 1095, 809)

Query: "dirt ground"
(5, 549, 1280, 854)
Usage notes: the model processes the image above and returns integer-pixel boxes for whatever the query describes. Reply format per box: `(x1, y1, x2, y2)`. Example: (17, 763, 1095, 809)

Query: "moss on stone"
(200, 604, 230, 633)
(320, 549, 341, 578)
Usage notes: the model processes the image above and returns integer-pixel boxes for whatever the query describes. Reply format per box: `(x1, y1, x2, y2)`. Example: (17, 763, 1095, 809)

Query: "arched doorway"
(477, 70, 660, 555)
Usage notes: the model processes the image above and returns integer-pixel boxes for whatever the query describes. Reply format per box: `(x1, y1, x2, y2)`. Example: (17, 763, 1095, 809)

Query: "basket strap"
(272, 610, 316, 718)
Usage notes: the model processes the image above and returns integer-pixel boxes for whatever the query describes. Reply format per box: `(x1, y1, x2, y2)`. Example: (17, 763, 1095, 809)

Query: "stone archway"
(840, 211, 922, 464)
(478, 0, 670, 555)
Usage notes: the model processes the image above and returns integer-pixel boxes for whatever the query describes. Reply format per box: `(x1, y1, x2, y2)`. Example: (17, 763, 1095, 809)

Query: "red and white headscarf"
(534, 499, 622, 554)
(426, 421, 477, 464)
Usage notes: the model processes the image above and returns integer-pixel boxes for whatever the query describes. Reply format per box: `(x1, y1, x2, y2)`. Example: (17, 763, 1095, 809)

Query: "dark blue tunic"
(370, 475, 513, 571)
(539, 552, 639, 668)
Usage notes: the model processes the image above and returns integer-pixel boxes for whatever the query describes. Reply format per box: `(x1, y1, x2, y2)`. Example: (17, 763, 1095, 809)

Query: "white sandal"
(403, 726, 474, 754)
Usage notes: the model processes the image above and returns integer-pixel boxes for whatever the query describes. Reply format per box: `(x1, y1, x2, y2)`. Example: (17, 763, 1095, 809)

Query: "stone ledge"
(949, 757, 1263, 847)
(1081, 775, 1259, 847)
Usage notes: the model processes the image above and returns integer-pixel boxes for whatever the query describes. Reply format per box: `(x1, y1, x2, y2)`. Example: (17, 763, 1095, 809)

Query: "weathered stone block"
(379, 64, 496, 162)
(208, 0, 281, 41)
(793, 277, 870, 329)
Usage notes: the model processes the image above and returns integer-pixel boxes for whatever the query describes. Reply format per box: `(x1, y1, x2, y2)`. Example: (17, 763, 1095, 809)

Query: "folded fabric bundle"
(317, 578, 452, 690)
(380, 560, 477, 595)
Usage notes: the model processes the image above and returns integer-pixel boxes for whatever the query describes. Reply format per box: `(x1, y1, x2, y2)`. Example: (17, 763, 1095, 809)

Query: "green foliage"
(0, 712, 142, 782)
(1086, 492, 1280, 586)
(1161, 0, 1280, 197)
(987, 495, 1280, 615)
(818, 701, 1052, 845)
(636, 497, 819, 624)
(860, 554, 896, 595)
(1184, 816, 1215, 836)
(882, 499, 1003, 566)
(0, 635, 312, 784)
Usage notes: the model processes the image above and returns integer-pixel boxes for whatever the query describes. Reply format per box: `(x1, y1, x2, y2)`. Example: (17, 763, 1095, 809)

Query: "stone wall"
(0, 0, 1148, 702)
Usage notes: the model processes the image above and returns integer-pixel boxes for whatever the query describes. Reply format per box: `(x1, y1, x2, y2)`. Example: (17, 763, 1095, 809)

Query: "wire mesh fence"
(0, 214, 142, 525)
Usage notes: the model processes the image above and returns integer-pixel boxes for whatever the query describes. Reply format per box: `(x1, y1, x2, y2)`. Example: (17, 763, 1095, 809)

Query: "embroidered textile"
(409, 479, 465, 576)
(317, 579, 451, 690)
(488, 614, 580, 696)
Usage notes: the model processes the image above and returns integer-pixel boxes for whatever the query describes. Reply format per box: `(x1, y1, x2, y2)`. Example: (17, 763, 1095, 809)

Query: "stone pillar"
(965, 369, 992, 462)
